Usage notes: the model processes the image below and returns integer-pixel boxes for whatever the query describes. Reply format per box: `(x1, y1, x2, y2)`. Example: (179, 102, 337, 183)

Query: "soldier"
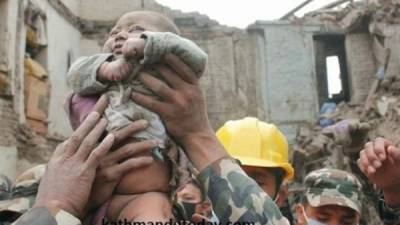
(295, 168, 362, 225)
(357, 137, 400, 225)
(216, 117, 295, 222)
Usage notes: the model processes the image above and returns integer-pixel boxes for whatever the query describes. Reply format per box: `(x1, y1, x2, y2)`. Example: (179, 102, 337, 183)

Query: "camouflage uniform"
(303, 168, 363, 213)
(378, 196, 400, 225)
(7, 157, 290, 225)
(197, 158, 290, 225)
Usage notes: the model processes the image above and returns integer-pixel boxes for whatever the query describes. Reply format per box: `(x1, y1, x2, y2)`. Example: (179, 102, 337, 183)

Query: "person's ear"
(275, 185, 289, 207)
(295, 204, 307, 225)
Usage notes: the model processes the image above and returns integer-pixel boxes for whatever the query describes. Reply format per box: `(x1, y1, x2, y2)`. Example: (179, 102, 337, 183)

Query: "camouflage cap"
(0, 164, 45, 219)
(304, 168, 362, 213)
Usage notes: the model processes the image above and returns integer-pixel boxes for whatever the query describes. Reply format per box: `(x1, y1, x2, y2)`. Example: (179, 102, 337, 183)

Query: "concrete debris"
(16, 124, 60, 174)
(288, 1, 400, 224)
(291, 76, 400, 224)
(376, 95, 397, 116)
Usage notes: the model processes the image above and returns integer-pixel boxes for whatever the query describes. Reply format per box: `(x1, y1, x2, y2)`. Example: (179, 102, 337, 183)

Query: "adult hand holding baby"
(33, 96, 155, 220)
(132, 54, 228, 171)
(87, 132, 156, 211)
(33, 95, 113, 218)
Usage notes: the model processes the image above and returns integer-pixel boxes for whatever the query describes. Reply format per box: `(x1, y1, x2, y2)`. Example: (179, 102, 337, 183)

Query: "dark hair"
(269, 167, 285, 193)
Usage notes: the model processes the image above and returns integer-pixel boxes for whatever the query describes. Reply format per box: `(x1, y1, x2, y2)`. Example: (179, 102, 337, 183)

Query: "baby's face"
(103, 12, 165, 55)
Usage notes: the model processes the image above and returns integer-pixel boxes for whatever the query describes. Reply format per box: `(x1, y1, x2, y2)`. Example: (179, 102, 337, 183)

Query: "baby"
(66, 11, 207, 223)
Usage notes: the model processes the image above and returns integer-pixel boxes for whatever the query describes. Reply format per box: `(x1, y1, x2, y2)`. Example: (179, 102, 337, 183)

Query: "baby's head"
(103, 11, 180, 55)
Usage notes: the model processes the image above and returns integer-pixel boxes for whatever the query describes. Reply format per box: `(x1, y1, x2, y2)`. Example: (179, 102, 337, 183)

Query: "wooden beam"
(280, 0, 315, 20)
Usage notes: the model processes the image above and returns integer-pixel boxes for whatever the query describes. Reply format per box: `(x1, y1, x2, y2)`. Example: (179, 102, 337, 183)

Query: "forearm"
(12, 207, 81, 225)
(197, 157, 289, 224)
(181, 131, 228, 171)
(378, 195, 400, 225)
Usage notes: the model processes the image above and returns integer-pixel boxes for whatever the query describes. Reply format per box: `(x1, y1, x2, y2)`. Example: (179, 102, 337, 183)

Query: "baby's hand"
(122, 37, 146, 60)
(98, 57, 134, 82)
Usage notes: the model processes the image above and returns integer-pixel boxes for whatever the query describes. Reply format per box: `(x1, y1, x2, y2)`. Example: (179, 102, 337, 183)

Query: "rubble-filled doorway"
(314, 35, 350, 107)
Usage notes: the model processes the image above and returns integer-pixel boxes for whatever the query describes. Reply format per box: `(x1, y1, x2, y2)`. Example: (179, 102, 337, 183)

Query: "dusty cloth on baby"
(67, 32, 207, 149)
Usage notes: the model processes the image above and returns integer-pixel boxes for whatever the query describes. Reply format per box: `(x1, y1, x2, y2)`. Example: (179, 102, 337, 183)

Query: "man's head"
(295, 169, 363, 225)
(176, 179, 202, 204)
(175, 179, 212, 220)
(103, 11, 180, 54)
(216, 117, 294, 205)
(241, 165, 286, 203)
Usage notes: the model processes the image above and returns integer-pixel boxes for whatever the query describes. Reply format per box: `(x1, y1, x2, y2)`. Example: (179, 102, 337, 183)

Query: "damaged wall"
(79, 0, 144, 21)
(43, 0, 80, 137)
(0, 0, 9, 73)
(345, 33, 376, 103)
(0, 0, 82, 177)
(77, 0, 266, 130)
(248, 22, 322, 142)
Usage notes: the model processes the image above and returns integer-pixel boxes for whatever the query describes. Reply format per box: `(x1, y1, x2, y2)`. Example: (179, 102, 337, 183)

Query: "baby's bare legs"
(107, 192, 172, 222)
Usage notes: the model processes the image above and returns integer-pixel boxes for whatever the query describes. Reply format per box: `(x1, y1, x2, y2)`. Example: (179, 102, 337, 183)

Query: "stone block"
(0, 146, 17, 179)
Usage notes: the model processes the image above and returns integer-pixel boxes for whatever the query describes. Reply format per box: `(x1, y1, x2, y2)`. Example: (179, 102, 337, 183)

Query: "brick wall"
(345, 33, 376, 103)
(0, 97, 17, 147)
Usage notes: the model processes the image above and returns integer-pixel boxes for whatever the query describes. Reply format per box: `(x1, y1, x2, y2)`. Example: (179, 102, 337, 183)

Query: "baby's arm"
(139, 32, 208, 77)
(67, 54, 134, 96)
(67, 54, 113, 96)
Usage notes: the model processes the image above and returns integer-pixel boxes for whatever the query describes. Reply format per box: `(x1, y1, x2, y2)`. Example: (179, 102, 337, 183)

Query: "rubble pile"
(288, 1, 400, 224)
(291, 0, 400, 179)
(293, 77, 400, 175)
(16, 124, 60, 173)
(291, 72, 400, 225)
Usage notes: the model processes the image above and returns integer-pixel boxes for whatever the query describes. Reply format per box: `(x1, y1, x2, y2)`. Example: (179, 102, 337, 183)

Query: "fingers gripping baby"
(66, 11, 207, 223)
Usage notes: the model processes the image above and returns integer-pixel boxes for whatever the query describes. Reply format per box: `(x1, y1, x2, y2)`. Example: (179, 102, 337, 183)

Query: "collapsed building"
(0, 0, 399, 223)
(0, 0, 267, 177)
(283, 0, 400, 224)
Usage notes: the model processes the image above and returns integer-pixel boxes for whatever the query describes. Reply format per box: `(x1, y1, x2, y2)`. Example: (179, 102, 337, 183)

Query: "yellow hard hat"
(216, 117, 294, 181)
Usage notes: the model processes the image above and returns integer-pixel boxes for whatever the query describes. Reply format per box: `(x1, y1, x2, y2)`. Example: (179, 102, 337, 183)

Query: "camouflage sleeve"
(197, 157, 290, 225)
(378, 197, 400, 225)
(67, 53, 113, 96)
(12, 207, 81, 225)
(140, 31, 207, 76)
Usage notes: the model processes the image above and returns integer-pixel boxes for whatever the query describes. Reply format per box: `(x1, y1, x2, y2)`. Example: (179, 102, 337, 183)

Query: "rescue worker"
(216, 117, 294, 206)
(358, 137, 400, 225)
(295, 168, 362, 225)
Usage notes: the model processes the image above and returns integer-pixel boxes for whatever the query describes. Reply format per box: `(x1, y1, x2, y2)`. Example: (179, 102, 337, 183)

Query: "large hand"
(132, 54, 211, 144)
(357, 137, 400, 206)
(131, 54, 228, 171)
(33, 96, 114, 218)
(87, 125, 156, 210)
